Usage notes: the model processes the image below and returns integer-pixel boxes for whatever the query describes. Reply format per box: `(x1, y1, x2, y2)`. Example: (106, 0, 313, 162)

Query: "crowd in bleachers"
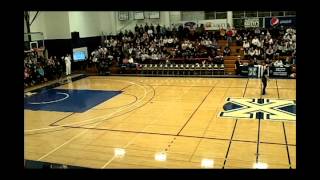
(240, 26, 296, 65)
(90, 23, 226, 67)
(24, 23, 296, 85)
(90, 23, 296, 69)
(24, 50, 64, 87)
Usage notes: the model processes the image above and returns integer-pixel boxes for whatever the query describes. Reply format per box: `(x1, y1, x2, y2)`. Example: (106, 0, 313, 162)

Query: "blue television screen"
(73, 47, 88, 61)
(73, 51, 86, 61)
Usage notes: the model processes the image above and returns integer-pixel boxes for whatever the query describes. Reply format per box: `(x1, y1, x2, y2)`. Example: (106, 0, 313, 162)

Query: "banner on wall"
(198, 19, 227, 30)
(244, 18, 260, 28)
(265, 16, 296, 28)
(134, 11, 144, 20)
(171, 21, 196, 30)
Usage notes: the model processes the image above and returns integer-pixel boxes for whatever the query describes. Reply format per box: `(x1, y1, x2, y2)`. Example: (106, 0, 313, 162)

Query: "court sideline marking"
(177, 86, 214, 135)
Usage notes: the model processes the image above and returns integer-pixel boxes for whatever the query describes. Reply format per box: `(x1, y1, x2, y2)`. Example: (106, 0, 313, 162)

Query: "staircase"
(218, 40, 244, 75)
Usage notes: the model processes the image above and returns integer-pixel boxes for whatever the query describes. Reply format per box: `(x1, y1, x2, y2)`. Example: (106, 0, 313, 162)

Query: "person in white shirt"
(268, 38, 273, 46)
(243, 40, 250, 53)
(128, 56, 134, 64)
(163, 36, 168, 46)
(248, 47, 255, 60)
(167, 36, 173, 47)
(251, 36, 259, 49)
(147, 28, 153, 36)
(64, 54, 72, 75)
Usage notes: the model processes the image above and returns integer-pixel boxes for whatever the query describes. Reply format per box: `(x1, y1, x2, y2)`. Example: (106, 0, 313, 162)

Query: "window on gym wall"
(204, 11, 215, 19)
(271, 11, 284, 16)
(258, 11, 271, 17)
(181, 11, 205, 21)
(284, 11, 296, 16)
(245, 11, 258, 18)
(233, 11, 245, 18)
(204, 11, 227, 19)
(216, 12, 227, 19)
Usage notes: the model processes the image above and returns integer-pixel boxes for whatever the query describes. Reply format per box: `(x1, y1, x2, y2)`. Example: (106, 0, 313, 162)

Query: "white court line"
(35, 79, 153, 161)
(101, 99, 160, 169)
(37, 129, 89, 160)
(28, 92, 70, 105)
(25, 79, 144, 132)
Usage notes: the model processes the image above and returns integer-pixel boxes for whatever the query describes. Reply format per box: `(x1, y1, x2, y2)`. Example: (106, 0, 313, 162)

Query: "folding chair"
(218, 64, 225, 75)
(141, 64, 148, 75)
(195, 64, 201, 75)
(163, 64, 169, 76)
(147, 64, 153, 75)
(180, 64, 185, 76)
(213, 64, 219, 75)
(201, 64, 207, 76)
(153, 64, 158, 76)
(173, 64, 179, 76)
(207, 64, 213, 76)
(185, 64, 190, 76)
(158, 64, 163, 76)
(190, 64, 195, 75)
(169, 64, 174, 76)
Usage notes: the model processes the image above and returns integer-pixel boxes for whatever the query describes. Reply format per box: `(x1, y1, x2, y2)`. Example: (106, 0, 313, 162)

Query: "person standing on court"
(261, 62, 269, 95)
(235, 55, 241, 75)
(64, 54, 72, 76)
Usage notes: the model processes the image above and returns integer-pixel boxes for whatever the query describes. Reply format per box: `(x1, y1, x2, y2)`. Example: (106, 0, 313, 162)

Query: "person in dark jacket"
(261, 63, 269, 95)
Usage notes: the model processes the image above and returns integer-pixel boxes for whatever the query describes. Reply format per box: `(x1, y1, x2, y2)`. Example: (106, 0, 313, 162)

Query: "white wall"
(43, 11, 70, 39)
(99, 11, 116, 35)
(227, 11, 233, 27)
(69, 11, 101, 38)
(26, 11, 236, 40)
(169, 11, 181, 24)
(25, 11, 46, 35)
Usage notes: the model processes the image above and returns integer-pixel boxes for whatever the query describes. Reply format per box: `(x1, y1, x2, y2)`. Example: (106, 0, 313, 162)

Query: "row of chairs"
(140, 63, 225, 76)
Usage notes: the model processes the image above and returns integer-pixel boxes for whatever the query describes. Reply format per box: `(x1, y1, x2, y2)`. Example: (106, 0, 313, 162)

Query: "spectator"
(248, 47, 255, 60)
(226, 28, 233, 45)
(236, 34, 243, 46)
(265, 46, 274, 60)
(220, 27, 226, 40)
(223, 46, 231, 56)
(251, 36, 259, 49)
(147, 28, 153, 37)
(36, 64, 45, 83)
(254, 48, 261, 60)
(243, 38, 250, 56)
(144, 23, 149, 32)
(254, 27, 260, 36)
(64, 54, 72, 76)
(235, 56, 241, 75)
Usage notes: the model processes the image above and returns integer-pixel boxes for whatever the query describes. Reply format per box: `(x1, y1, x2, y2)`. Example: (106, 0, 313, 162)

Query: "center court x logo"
(219, 97, 296, 121)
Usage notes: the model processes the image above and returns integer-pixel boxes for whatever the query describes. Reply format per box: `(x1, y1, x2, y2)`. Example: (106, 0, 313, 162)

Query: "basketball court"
(24, 75, 296, 169)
